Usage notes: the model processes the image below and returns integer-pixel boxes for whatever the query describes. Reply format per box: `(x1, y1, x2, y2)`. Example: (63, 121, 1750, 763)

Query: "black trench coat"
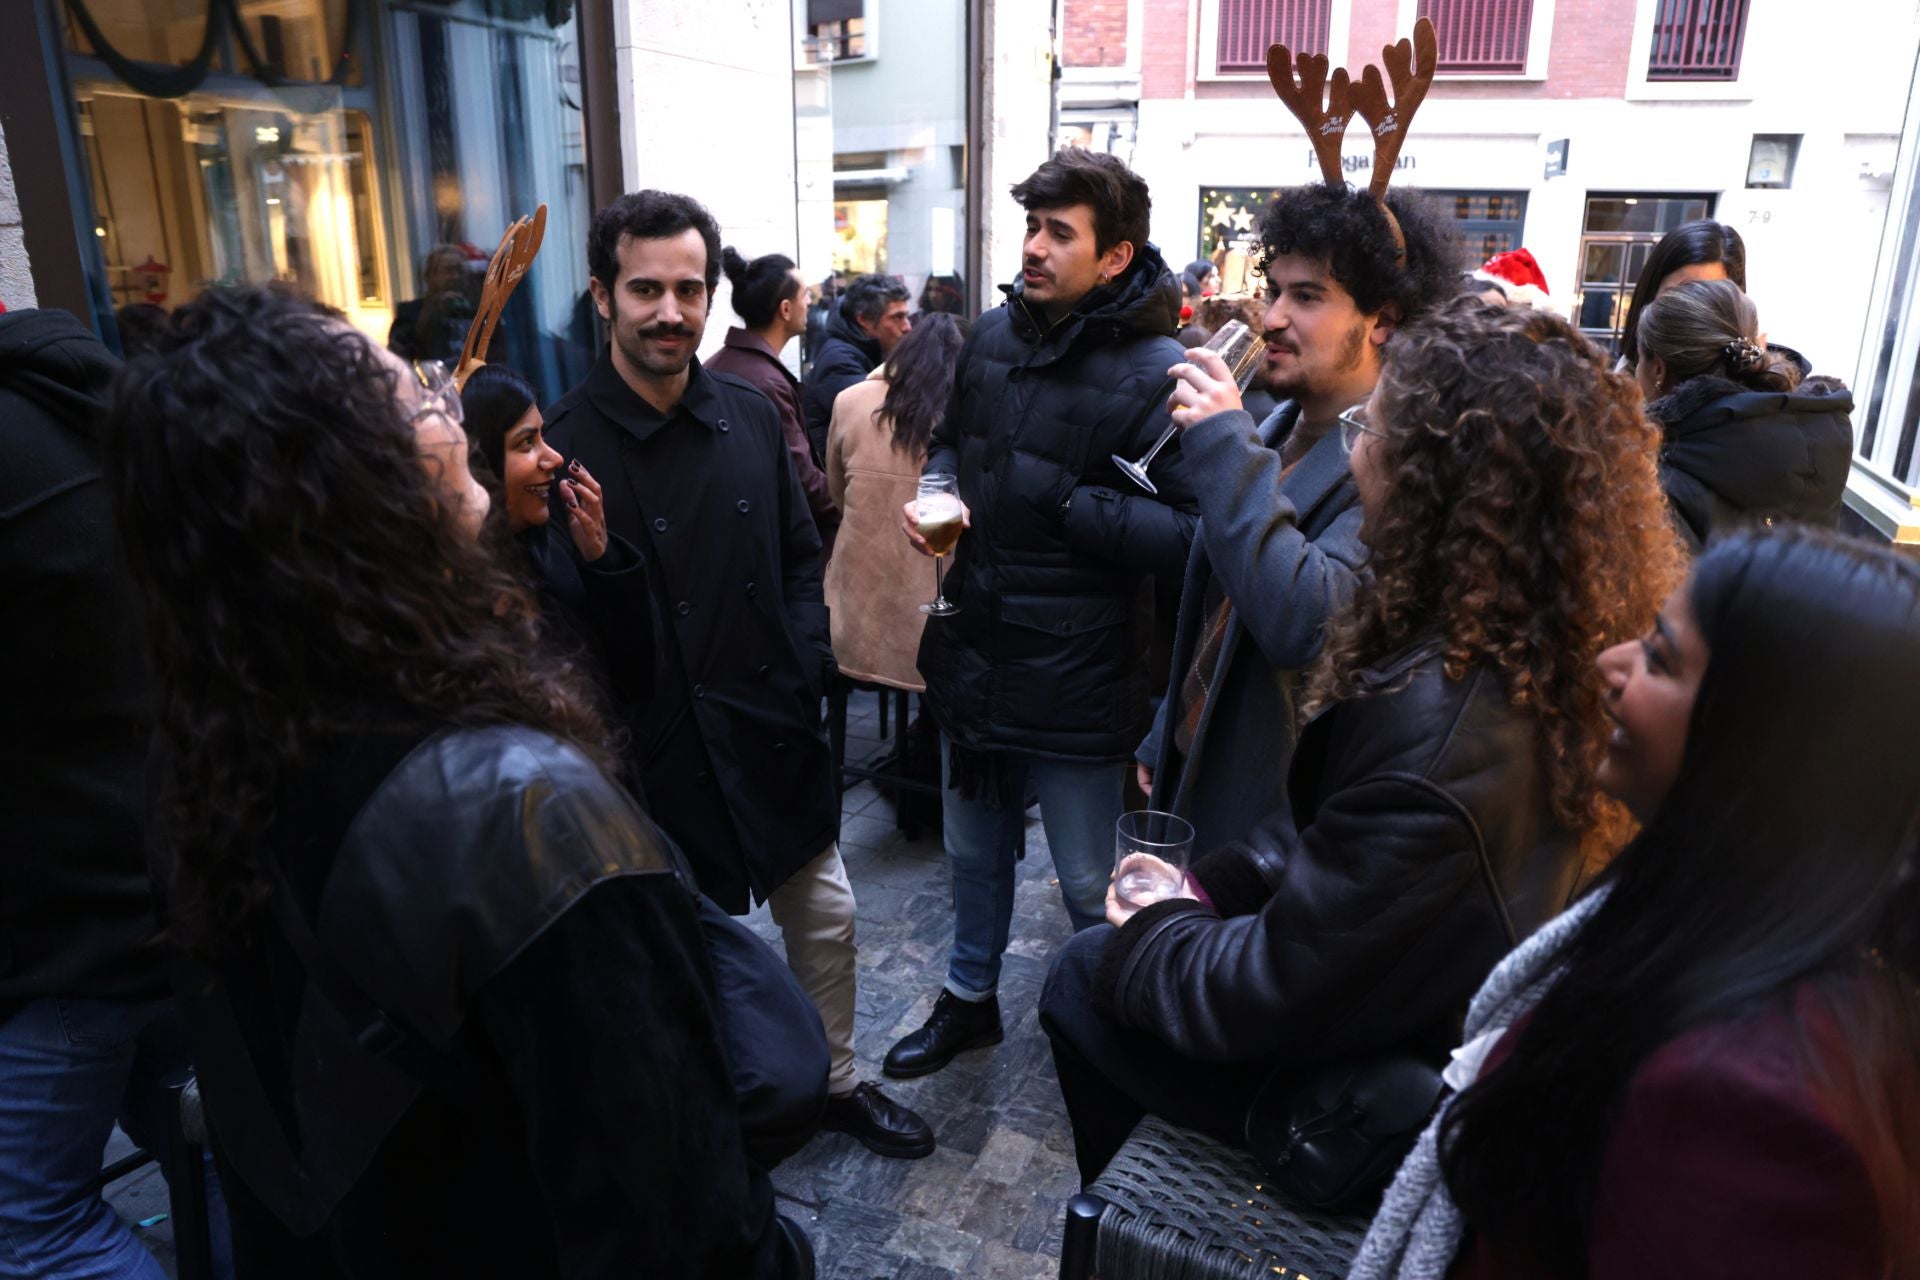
(545, 354, 839, 912)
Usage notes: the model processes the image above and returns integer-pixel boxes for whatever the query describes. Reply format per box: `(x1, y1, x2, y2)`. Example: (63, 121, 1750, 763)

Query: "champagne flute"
(1112, 319, 1268, 495)
(916, 473, 964, 617)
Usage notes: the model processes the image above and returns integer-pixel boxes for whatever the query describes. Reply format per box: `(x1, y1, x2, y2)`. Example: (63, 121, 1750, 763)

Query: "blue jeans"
(942, 739, 1124, 998)
(0, 996, 222, 1279)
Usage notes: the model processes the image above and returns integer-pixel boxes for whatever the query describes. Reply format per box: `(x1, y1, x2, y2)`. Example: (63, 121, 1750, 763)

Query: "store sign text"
(1310, 152, 1417, 173)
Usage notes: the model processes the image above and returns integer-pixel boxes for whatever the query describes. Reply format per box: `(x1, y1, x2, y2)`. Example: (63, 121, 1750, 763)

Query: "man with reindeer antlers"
(1130, 21, 1457, 860)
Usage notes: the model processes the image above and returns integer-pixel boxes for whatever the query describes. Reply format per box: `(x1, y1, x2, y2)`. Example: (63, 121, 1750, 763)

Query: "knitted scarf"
(1347, 886, 1612, 1280)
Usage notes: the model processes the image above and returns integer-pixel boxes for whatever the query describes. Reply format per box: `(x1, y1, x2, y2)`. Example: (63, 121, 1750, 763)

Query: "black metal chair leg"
(827, 678, 848, 802)
(166, 1083, 214, 1280)
(877, 684, 890, 738)
(1059, 1193, 1105, 1280)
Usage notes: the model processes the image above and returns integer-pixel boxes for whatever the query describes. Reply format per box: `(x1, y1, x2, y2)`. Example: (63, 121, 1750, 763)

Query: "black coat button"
(693, 685, 706, 699)
(718, 419, 729, 432)
(737, 499, 750, 513)
(696, 770, 711, 783)
(746, 581, 757, 597)
(677, 601, 691, 616)
(653, 517, 668, 532)
(772, 741, 787, 752)
(757, 664, 770, 676)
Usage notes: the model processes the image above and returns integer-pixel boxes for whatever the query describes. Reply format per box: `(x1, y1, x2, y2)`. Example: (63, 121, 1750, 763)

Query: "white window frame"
(1845, 47, 1920, 542)
(1622, 0, 1753, 103)
(1199, 0, 1354, 82)
(1394, 0, 1553, 82)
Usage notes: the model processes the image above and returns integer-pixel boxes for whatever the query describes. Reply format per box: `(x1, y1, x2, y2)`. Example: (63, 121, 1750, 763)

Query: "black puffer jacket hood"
(1647, 371, 1855, 551)
(0, 307, 118, 451)
(916, 244, 1200, 761)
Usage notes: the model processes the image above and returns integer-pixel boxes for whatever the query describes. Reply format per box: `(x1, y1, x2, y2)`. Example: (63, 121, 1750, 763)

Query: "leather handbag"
(1244, 1056, 1446, 1212)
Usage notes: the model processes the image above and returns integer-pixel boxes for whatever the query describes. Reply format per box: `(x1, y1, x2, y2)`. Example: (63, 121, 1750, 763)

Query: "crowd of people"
(3, 136, 1914, 1280)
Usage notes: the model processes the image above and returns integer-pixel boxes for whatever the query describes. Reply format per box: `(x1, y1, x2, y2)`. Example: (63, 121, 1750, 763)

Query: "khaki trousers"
(765, 842, 859, 1095)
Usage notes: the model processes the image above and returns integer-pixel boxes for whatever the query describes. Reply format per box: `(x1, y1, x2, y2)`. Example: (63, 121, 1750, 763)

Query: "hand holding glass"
(1113, 320, 1268, 494)
(916, 473, 964, 617)
(1113, 810, 1195, 912)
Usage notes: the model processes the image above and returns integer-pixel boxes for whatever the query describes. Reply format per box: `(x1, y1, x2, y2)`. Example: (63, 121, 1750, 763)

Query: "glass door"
(1575, 193, 1714, 357)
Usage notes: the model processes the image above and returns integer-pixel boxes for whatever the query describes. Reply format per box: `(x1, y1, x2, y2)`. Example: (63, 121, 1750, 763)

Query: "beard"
(614, 320, 700, 379)
(1264, 318, 1370, 399)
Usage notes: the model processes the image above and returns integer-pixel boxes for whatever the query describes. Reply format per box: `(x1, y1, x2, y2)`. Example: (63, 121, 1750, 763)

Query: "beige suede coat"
(823, 371, 928, 691)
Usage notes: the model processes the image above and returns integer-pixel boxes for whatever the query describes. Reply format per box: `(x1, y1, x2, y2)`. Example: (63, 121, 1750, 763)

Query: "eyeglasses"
(1337, 402, 1383, 454)
(410, 360, 465, 427)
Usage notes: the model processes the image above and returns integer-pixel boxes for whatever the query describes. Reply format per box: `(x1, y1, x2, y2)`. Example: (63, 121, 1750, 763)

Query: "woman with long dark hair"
(1636, 278, 1853, 550)
(1618, 218, 1745, 368)
(1040, 298, 1683, 1186)
(1355, 527, 1920, 1279)
(822, 311, 966, 691)
(112, 286, 811, 1277)
(460, 362, 654, 714)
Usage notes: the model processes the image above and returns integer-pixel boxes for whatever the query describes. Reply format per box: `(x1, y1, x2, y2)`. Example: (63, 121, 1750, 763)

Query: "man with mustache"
(546, 190, 936, 1160)
(1133, 183, 1456, 855)
(883, 149, 1201, 1079)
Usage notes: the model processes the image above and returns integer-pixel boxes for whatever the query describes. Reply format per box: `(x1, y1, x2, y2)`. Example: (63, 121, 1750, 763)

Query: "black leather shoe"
(821, 1081, 936, 1159)
(882, 990, 1004, 1079)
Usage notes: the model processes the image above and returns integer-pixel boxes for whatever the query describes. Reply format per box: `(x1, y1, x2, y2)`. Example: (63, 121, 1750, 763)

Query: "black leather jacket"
(1096, 643, 1586, 1071)
(171, 726, 793, 1276)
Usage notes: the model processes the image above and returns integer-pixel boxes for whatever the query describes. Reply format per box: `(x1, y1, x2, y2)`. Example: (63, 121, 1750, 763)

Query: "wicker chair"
(1057, 1116, 1369, 1280)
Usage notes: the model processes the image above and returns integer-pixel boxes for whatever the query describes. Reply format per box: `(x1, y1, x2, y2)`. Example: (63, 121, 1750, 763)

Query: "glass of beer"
(916, 473, 964, 617)
(1113, 810, 1195, 910)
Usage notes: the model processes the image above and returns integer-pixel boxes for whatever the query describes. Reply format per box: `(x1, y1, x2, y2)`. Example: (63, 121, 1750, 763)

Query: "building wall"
(0, 121, 32, 310)
(612, 0, 799, 359)
(1063, 0, 1130, 67)
(1114, 0, 1911, 378)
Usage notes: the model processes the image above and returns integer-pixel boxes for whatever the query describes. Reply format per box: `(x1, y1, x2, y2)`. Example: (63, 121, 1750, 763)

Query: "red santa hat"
(1473, 248, 1553, 311)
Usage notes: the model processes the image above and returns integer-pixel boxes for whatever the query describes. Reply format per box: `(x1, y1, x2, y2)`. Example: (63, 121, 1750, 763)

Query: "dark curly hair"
(1011, 148, 1152, 257)
(110, 286, 611, 958)
(1255, 185, 1457, 320)
(1308, 297, 1685, 860)
(588, 190, 722, 293)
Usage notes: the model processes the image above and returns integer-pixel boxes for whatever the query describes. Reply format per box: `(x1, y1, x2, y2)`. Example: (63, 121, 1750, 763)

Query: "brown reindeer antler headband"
(453, 203, 548, 391)
(1266, 18, 1436, 257)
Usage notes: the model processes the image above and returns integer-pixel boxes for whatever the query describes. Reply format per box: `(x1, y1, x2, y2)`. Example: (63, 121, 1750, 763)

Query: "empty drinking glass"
(1113, 810, 1196, 910)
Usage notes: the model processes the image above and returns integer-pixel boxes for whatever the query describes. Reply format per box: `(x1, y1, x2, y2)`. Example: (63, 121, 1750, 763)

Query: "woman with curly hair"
(112, 286, 813, 1277)
(1354, 528, 1920, 1278)
(1040, 298, 1683, 1190)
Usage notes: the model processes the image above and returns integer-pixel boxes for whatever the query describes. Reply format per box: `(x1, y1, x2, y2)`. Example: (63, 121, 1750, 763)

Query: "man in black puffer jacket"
(800, 274, 909, 461)
(884, 149, 1200, 1080)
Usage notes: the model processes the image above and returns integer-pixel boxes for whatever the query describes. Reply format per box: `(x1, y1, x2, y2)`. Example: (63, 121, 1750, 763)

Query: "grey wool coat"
(1139, 403, 1368, 857)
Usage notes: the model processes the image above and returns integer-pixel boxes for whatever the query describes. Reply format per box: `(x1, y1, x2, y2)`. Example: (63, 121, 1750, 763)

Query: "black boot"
(820, 1081, 936, 1159)
(882, 989, 1004, 1079)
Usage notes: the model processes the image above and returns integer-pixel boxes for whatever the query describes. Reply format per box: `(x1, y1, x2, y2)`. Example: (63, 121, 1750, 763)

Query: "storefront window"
(64, 0, 591, 404)
(1422, 189, 1528, 268)
(1574, 192, 1713, 356)
(1197, 188, 1270, 295)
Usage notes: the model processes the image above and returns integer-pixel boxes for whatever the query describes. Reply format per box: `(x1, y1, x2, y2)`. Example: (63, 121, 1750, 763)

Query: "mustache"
(638, 324, 696, 339)
(1261, 333, 1298, 354)
(1022, 261, 1052, 279)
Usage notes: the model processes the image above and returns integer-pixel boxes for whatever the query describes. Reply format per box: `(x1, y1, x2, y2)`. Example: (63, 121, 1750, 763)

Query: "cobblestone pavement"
(746, 691, 1081, 1280)
(108, 690, 1084, 1278)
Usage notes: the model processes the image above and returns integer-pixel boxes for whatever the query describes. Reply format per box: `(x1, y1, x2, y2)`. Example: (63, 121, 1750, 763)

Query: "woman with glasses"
(1040, 298, 1684, 1193)
(111, 288, 816, 1277)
